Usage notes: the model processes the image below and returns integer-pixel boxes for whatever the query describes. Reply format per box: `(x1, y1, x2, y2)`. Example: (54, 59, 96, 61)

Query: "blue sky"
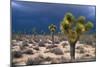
(12, 1, 96, 34)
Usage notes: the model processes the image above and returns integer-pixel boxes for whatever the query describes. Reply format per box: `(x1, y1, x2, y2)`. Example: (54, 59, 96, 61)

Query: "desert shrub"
(11, 61, 18, 67)
(76, 46, 85, 53)
(22, 41, 29, 46)
(85, 53, 90, 57)
(54, 40, 60, 44)
(76, 46, 83, 49)
(24, 49, 33, 54)
(20, 41, 29, 50)
(26, 56, 43, 65)
(33, 46, 39, 51)
(60, 56, 69, 63)
(62, 42, 68, 48)
(12, 51, 22, 58)
(34, 38, 40, 43)
(81, 53, 91, 59)
(28, 39, 34, 44)
(79, 49, 85, 54)
(51, 58, 60, 64)
(26, 58, 35, 65)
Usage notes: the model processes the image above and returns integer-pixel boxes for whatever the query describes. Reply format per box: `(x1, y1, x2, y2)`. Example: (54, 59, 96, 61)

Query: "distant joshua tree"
(60, 12, 93, 61)
(48, 24, 56, 45)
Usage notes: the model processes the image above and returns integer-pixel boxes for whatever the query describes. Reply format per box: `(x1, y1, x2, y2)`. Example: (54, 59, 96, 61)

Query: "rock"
(23, 49, 34, 55)
(50, 47, 64, 55)
(38, 41, 45, 47)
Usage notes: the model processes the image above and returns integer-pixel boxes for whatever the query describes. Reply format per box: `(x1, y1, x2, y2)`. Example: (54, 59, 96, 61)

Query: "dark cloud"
(11, 1, 96, 34)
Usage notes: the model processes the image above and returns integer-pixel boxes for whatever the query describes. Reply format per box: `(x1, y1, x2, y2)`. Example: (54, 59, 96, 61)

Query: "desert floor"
(11, 35, 96, 66)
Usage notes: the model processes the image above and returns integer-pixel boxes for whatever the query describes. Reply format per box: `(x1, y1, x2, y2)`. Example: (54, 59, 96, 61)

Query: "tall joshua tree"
(60, 12, 93, 61)
(48, 24, 56, 45)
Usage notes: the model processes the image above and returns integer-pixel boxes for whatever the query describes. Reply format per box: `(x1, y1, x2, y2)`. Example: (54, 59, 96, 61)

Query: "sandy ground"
(11, 35, 96, 65)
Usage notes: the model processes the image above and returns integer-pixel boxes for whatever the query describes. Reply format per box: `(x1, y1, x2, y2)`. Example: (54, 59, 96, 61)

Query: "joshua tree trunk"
(70, 42, 76, 61)
(69, 37, 79, 61)
(51, 32, 54, 45)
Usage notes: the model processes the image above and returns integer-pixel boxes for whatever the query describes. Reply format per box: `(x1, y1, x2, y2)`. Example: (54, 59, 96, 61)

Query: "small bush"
(24, 49, 33, 54)
(46, 45, 57, 49)
(12, 51, 22, 58)
(26, 56, 43, 65)
(33, 46, 39, 51)
(22, 41, 28, 47)
(62, 42, 68, 48)
(79, 49, 85, 54)
(26, 58, 35, 65)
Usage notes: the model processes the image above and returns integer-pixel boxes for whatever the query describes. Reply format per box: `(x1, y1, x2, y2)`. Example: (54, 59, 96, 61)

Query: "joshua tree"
(60, 12, 93, 61)
(48, 24, 56, 45)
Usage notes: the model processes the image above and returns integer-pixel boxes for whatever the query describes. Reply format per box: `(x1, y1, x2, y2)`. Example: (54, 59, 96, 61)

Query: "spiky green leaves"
(77, 16, 86, 24)
(48, 24, 56, 32)
(76, 21, 93, 33)
(76, 17, 94, 34)
(85, 21, 93, 31)
(61, 12, 75, 34)
(60, 20, 69, 33)
(76, 23, 85, 34)
(64, 12, 75, 23)
(61, 12, 94, 45)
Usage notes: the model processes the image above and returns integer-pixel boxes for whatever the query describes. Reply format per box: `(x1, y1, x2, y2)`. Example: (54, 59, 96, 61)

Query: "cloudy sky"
(11, 1, 96, 34)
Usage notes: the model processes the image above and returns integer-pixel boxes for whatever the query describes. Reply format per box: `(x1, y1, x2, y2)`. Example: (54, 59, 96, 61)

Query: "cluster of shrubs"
(12, 51, 23, 58)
